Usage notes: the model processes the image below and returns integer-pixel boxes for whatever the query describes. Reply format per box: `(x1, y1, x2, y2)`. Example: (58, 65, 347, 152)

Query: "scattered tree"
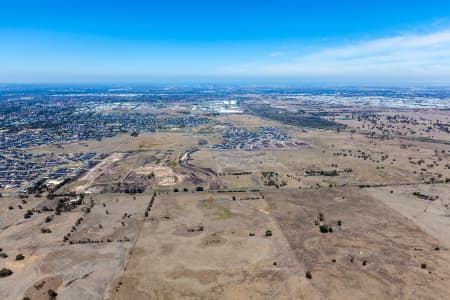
(0, 268, 13, 277)
(48, 289, 58, 300)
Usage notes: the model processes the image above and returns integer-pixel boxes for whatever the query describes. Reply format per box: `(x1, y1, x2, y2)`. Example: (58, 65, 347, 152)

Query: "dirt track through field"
(74, 153, 126, 192)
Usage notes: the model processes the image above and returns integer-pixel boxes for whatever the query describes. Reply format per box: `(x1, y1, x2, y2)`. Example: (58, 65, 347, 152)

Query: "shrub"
(319, 212, 324, 221)
(48, 289, 58, 300)
(40, 228, 52, 234)
(16, 253, 25, 261)
(24, 211, 33, 219)
(305, 271, 312, 279)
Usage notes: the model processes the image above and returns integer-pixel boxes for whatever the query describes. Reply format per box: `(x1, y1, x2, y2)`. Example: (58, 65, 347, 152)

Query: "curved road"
(179, 148, 220, 189)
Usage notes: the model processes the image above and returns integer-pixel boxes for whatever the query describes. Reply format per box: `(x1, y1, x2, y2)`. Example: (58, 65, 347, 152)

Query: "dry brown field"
(1, 109, 450, 299)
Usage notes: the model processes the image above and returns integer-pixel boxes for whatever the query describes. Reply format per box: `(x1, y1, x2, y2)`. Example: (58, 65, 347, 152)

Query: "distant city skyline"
(1, 0, 450, 84)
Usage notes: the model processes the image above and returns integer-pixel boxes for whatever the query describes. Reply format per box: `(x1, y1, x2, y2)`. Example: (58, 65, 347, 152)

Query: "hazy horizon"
(2, 1, 450, 84)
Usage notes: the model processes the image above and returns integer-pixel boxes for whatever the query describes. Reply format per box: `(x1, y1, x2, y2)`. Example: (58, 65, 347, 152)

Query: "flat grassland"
(0, 193, 148, 300)
(109, 192, 310, 300)
(1, 110, 450, 300)
(264, 188, 450, 299)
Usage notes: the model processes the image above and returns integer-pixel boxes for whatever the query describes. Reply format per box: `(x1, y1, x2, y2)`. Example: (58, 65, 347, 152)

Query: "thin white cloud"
(269, 51, 285, 57)
(222, 30, 450, 81)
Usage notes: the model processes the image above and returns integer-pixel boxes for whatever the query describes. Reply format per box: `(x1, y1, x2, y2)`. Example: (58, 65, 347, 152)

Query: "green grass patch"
(216, 207, 232, 219)
(202, 197, 214, 209)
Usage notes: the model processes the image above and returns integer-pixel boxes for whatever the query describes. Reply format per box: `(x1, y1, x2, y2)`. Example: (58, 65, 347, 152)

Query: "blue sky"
(1, 0, 450, 84)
